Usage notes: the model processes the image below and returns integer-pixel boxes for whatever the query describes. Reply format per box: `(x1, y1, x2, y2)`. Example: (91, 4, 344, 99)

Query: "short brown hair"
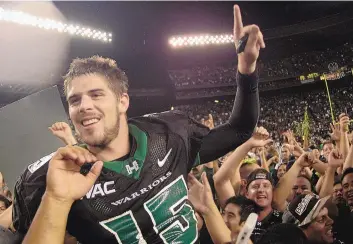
(63, 56, 129, 98)
(322, 140, 334, 149)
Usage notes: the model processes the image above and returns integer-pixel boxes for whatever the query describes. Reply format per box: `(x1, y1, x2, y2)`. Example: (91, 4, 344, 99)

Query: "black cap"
(246, 168, 274, 189)
(283, 194, 337, 227)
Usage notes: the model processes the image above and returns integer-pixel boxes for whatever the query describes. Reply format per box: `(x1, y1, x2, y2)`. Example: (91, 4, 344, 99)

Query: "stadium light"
(169, 33, 234, 48)
(0, 7, 112, 43)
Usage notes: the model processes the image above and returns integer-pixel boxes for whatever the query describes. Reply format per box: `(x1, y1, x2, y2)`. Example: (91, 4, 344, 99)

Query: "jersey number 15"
(100, 175, 198, 244)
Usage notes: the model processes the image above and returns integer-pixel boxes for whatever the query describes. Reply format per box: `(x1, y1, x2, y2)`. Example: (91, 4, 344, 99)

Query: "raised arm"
(214, 127, 271, 184)
(343, 141, 353, 172)
(319, 149, 344, 198)
(188, 173, 231, 244)
(330, 122, 341, 154)
(284, 143, 328, 175)
(199, 5, 265, 164)
(259, 148, 269, 171)
(49, 122, 77, 146)
(273, 152, 315, 210)
(214, 127, 271, 207)
(213, 142, 251, 208)
(339, 113, 350, 161)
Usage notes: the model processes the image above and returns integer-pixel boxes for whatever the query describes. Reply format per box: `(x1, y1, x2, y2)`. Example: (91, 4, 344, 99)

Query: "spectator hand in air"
(328, 149, 344, 169)
(49, 122, 77, 146)
(246, 126, 273, 148)
(201, 114, 215, 130)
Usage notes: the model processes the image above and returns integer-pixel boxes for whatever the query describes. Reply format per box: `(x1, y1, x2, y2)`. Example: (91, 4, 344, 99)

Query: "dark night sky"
(1, 1, 353, 114)
(53, 1, 353, 56)
(48, 2, 353, 89)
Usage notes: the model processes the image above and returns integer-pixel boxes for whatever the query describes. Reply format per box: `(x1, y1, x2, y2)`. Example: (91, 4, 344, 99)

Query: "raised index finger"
(233, 5, 243, 40)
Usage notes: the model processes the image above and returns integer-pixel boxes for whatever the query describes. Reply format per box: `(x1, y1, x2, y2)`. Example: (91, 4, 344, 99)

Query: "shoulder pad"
(28, 152, 55, 173)
(143, 110, 186, 118)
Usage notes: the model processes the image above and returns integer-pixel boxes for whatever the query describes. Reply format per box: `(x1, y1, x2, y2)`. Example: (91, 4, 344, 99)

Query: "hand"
(296, 151, 316, 168)
(338, 113, 350, 133)
(187, 172, 215, 216)
(233, 5, 265, 74)
(202, 114, 215, 129)
(329, 122, 340, 141)
(283, 130, 297, 145)
(49, 122, 77, 145)
(283, 143, 304, 158)
(46, 146, 103, 203)
(247, 126, 273, 148)
(328, 149, 344, 169)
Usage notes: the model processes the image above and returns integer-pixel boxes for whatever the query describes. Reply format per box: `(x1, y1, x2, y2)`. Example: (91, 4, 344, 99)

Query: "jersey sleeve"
(140, 110, 210, 171)
(199, 71, 259, 164)
(12, 153, 53, 234)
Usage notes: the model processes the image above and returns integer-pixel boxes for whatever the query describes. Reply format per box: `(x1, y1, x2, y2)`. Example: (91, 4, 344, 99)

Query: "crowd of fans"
(176, 78, 301, 99)
(176, 81, 353, 144)
(188, 109, 353, 244)
(169, 42, 353, 88)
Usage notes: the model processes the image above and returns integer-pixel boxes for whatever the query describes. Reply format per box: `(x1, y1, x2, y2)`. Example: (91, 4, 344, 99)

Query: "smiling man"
(245, 168, 283, 243)
(287, 176, 313, 203)
(333, 168, 353, 244)
(341, 168, 353, 211)
(283, 194, 342, 244)
(221, 195, 262, 236)
(332, 179, 345, 206)
(12, 5, 265, 244)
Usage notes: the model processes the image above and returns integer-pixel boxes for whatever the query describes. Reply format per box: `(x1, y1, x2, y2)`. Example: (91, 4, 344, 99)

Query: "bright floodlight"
(169, 34, 234, 48)
(0, 7, 112, 43)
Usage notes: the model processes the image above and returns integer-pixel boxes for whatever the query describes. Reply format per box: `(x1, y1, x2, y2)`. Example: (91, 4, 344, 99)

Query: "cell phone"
(235, 213, 258, 244)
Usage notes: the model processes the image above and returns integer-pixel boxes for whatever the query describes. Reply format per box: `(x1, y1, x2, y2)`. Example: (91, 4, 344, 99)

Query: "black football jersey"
(250, 210, 283, 244)
(13, 110, 210, 244)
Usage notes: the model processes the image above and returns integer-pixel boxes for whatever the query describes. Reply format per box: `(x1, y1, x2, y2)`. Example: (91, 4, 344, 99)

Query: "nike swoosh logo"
(158, 148, 172, 167)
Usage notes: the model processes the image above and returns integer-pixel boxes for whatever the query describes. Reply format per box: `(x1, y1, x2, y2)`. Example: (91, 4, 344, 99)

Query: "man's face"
(288, 177, 312, 202)
(332, 183, 345, 205)
(342, 173, 353, 208)
(322, 143, 334, 159)
(67, 74, 128, 147)
(305, 208, 334, 244)
(281, 147, 290, 161)
(246, 179, 273, 208)
(222, 203, 241, 233)
(277, 164, 287, 179)
(0, 200, 6, 215)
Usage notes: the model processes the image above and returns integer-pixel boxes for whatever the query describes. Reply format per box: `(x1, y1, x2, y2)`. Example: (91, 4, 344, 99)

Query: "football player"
(15, 5, 265, 244)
